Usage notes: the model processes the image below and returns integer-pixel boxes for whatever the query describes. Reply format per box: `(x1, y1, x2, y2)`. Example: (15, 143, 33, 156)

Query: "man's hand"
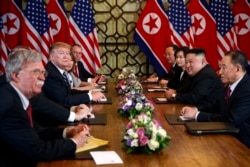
(180, 106, 198, 119)
(165, 89, 176, 100)
(74, 104, 91, 121)
(91, 91, 106, 102)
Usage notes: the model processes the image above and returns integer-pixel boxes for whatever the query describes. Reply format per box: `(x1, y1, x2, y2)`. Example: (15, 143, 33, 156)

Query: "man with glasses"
(0, 49, 90, 166)
(42, 42, 105, 107)
(71, 43, 106, 83)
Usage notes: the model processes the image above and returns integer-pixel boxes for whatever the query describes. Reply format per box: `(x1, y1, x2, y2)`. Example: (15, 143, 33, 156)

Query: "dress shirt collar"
(51, 61, 67, 75)
(229, 75, 244, 95)
(10, 82, 29, 110)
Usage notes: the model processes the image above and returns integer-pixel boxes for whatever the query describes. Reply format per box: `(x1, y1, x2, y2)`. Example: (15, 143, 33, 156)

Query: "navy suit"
(197, 74, 250, 148)
(0, 83, 76, 167)
(0, 73, 6, 85)
(30, 93, 71, 126)
(77, 61, 94, 81)
(43, 61, 90, 107)
(167, 67, 186, 89)
(175, 64, 224, 112)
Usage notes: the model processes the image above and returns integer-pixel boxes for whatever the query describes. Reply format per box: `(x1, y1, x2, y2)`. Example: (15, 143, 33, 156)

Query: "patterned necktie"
(62, 72, 70, 87)
(26, 104, 33, 127)
(225, 86, 231, 103)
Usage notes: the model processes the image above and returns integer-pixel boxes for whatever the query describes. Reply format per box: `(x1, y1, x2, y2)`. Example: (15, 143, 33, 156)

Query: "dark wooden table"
(38, 79, 250, 167)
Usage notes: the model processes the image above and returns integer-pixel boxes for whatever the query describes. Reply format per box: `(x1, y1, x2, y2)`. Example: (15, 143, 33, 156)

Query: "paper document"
(76, 137, 109, 153)
(90, 151, 123, 165)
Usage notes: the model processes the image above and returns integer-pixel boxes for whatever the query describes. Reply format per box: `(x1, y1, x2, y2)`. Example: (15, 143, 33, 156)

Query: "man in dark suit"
(0, 72, 6, 85)
(0, 50, 89, 166)
(165, 48, 224, 112)
(42, 42, 105, 107)
(181, 50, 250, 148)
(71, 44, 106, 83)
(30, 93, 91, 127)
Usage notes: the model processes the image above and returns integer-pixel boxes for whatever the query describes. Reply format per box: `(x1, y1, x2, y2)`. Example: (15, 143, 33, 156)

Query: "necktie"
(62, 72, 70, 87)
(74, 64, 79, 78)
(26, 104, 33, 127)
(225, 86, 231, 103)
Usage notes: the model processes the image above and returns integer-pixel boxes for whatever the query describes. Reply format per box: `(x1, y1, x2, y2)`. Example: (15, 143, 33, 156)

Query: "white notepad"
(90, 151, 123, 165)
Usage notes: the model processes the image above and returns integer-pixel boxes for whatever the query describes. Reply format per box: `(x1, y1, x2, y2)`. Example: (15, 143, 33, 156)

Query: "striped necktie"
(225, 86, 231, 103)
(62, 72, 70, 86)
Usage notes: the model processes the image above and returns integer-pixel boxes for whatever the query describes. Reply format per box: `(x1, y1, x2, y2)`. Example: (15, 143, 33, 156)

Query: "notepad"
(90, 151, 123, 165)
(76, 137, 109, 153)
(184, 122, 240, 135)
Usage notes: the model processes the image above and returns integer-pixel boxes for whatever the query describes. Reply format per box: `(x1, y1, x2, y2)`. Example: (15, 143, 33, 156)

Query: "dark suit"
(0, 83, 76, 167)
(197, 74, 250, 148)
(167, 67, 186, 89)
(175, 64, 224, 112)
(77, 61, 94, 81)
(30, 93, 71, 126)
(43, 61, 90, 107)
(0, 73, 6, 85)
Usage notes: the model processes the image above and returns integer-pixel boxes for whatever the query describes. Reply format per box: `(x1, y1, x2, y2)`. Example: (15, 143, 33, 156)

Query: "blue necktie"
(62, 72, 70, 87)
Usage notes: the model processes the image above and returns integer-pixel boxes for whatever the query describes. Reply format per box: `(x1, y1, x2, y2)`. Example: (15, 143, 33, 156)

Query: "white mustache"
(36, 80, 44, 86)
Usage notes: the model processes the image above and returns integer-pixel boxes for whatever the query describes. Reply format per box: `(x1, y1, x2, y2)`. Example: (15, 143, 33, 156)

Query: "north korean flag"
(134, 0, 172, 77)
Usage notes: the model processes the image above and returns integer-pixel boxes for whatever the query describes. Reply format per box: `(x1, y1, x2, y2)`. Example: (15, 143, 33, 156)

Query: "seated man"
(42, 42, 105, 107)
(181, 50, 250, 148)
(165, 48, 224, 112)
(0, 49, 90, 166)
(71, 43, 106, 83)
(147, 44, 182, 89)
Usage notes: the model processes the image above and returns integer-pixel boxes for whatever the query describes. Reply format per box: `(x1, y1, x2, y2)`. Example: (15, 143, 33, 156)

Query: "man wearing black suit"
(0, 72, 6, 85)
(0, 50, 89, 166)
(165, 48, 224, 112)
(181, 50, 250, 148)
(71, 44, 106, 83)
(42, 42, 105, 107)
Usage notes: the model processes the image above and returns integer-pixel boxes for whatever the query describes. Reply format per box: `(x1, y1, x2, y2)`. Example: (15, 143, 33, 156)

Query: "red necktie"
(74, 64, 79, 78)
(225, 86, 231, 103)
(26, 104, 33, 127)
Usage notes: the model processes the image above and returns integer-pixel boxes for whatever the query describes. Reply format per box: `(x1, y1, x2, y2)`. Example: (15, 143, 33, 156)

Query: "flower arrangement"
(118, 92, 154, 118)
(122, 113, 171, 154)
(116, 68, 143, 95)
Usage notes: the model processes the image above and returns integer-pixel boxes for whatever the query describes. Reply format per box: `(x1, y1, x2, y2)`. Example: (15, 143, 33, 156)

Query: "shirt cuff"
(195, 109, 200, 121)
(68, 111, 76, 122)
(88, 91, 92, 100)
(87, 78, 91, 82)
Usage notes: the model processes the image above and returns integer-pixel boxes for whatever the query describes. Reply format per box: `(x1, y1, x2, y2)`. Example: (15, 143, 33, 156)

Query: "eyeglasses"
(28, 69, 48, 77)
(72, 51, 82, 55)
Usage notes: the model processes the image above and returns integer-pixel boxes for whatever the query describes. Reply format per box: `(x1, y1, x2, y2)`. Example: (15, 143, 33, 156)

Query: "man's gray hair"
(5, 50, 42, 82)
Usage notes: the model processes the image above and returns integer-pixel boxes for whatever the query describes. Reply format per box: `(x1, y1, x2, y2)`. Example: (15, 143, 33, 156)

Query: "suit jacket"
(77, 61, 94, 81)
(43, 61, 90, 107)
(30, 93, 71, 127)
(0, 83, 76, 167)
(159, 63, 182, 82)
(197, 74, 250, 148)
(0, 73, 6, 85)
(175, 64, 224, 112)
(167, 67, 186, 89)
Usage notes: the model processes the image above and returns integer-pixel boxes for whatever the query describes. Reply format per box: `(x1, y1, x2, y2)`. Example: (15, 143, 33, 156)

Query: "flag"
(0, 0, 26, 50)
(24, 0, 53, 64)
(134, 0, 172, 76)
(46, 0, 71, 43)
(69, 0, 101, 75)
(210, 0, 238, 58)
(0, 16, 8, 73)
(232, 0, 250, 60)
(188, 0, 219, 70)
(166, 0, 195, 48)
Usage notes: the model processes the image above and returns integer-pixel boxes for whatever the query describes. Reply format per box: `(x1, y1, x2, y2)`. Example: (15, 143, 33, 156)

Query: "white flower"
(131, 139, 139, 147)
(127, 129, 135, 137)
(147, 139, 159, 151)
(118, 74, 124, 79)
(135, 103, 143, 110)
(158, 128, 167, 137)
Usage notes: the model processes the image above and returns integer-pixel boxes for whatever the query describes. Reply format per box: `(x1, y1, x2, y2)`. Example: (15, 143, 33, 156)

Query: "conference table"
(38, 79, 250, 167)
